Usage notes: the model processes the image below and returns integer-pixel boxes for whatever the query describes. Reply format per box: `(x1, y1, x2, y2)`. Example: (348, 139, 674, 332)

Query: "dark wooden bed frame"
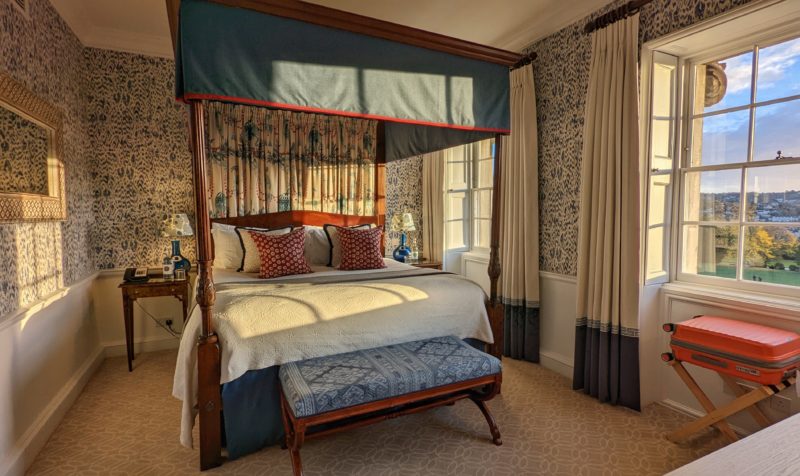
(167, 0, 522, 470)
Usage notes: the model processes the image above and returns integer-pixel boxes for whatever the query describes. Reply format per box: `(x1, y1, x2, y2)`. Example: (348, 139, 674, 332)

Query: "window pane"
(690, 110, 750, 166)
(648, 173, 672, 226)
(683, 169, 741, 222)
(474, 218, 491, 249)
(745, 163, 800, 222)
(752, 98, 800, 161)
(473, 189, 492, 220)
(653, 62, 675, 117)
(445, 220, 466, 249)
(446, 192, 466, 220)
(476, 159, 493, 188)
(651, 119, 672, 170)
(446, 160, 468, 190)
(756, 37, 800, 103)
(682, 224, 738, 279)
(694, 51, 753, 115)
(647, 226, 666, 278)
(743, 226, 800, 287)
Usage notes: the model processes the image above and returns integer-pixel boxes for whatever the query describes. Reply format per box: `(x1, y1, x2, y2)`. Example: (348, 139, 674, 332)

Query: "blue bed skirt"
(220, 338, 486, 459)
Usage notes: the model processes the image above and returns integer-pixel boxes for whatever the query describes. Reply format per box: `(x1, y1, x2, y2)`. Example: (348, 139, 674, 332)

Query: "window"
(645, 32, 800, 295)
(445, 139, 495, 253)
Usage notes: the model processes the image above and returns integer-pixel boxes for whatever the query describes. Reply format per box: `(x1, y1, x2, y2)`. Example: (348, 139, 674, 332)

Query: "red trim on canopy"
(180, 93, 511, 134)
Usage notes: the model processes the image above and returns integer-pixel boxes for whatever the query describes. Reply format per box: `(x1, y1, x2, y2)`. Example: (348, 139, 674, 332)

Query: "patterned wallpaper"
(0, 0, 430, 318)
(0, 106, 50, 194)
(0, 0, 94, 317)
(527, 0, 755, 276)
(386, 156, 424, 257)
(84, 48, 195, 269)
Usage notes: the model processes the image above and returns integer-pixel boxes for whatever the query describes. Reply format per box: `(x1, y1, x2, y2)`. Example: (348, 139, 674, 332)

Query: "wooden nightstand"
(119, 274, 190, 372)
(408, 260, 442, 270)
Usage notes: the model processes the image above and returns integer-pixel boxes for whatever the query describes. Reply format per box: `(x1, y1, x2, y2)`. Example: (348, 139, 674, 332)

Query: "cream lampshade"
(162, 213, 193, 273)
(162, 213, 194, 237)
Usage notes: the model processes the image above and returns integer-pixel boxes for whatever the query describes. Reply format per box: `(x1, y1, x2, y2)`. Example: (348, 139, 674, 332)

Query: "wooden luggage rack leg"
(665, 359, 796, 443)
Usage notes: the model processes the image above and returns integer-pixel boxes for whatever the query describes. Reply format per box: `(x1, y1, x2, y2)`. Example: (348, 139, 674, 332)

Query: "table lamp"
(391, 212, 416, 262)
(162, 213, 193, 273)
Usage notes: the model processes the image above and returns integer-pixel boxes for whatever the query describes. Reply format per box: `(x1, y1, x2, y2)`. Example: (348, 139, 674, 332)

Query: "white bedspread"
(172, 260, 492, 448)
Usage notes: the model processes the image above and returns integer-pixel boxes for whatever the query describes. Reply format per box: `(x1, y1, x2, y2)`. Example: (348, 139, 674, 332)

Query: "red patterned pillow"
(249, 227, 313, 279)
(336, 226, 387, 271)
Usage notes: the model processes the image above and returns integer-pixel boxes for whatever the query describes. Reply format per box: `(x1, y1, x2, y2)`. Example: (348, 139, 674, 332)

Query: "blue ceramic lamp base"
(171, 239, 191, 272)
(392, 233, 411, 263)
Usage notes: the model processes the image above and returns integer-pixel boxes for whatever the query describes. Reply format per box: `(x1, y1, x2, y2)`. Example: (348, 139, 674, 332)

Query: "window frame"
(444, 139, 495, 255)
(667, 35, 800, 298)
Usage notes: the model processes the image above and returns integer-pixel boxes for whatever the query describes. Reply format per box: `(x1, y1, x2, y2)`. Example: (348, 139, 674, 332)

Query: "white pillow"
(323, 224, 374, 267)
(211, 223, 242, 270)
(235, 226, 292, 272)
(304, 226, 331, 265)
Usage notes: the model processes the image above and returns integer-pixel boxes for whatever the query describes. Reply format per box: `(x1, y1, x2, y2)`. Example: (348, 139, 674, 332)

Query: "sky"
(695, 36, 800, 194)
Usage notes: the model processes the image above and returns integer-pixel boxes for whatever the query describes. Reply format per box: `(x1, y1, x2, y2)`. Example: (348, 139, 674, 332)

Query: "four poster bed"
(166, 0, 523, 469)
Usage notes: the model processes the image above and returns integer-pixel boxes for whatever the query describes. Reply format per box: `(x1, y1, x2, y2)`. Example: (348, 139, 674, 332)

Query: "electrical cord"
(133, 299, 197, 338)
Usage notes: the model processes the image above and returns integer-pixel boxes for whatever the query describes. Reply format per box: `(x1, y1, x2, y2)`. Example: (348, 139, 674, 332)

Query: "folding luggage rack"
(661, 316, 799, 443)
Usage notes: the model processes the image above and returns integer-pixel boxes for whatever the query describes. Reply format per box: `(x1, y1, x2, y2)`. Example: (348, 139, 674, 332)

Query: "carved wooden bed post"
(188, 101, 223, 470)
(486, 133, 504, 359)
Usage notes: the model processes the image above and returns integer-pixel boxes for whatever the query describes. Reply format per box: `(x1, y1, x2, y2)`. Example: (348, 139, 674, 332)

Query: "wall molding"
(539, 350, 574, 379)
(539, 270, 577, 284)
(1, 345, 104, 476)
(0, 271, 98, 332)
(104, 335, 180, 358)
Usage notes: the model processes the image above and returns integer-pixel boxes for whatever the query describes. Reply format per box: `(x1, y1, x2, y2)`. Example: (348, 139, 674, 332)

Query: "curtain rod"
(510, 52, 536, 70)
(584, 0, 654, 34)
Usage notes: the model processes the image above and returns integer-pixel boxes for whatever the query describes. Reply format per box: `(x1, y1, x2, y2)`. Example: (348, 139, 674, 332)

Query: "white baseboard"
(659, 399, 751, 437)
(1, 345, 105, 476)
(103, 335, 180, 357)
(539, 350, 574, 379)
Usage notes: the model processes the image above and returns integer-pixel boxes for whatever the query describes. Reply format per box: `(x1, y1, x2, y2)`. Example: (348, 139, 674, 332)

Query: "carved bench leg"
(470, 397, 502, 446)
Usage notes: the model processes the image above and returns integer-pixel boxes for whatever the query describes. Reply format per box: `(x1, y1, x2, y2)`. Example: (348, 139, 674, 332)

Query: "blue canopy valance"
(174, 0, 511, 160)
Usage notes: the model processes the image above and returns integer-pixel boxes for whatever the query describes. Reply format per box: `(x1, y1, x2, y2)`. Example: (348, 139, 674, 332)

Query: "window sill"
(463, 250, 490, 262)
(661, 281, 800, 322)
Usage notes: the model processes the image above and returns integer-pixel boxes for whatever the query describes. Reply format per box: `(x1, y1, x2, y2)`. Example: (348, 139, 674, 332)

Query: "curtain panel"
(422, 150, 445, 263)
(499, 63, 540, 362)
(205, 102, 377, 218)
(573, 14, 641, 411)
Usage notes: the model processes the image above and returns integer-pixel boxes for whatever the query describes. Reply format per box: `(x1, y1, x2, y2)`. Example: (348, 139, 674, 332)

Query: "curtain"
(205, 102, 377, 218)
(573, 14, 641, 410)
(498, 63, 540, 362)
(422, 150, 445, 263)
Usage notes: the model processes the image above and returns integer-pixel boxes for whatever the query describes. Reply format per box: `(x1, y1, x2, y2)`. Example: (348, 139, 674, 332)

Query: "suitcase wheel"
(661, 352, 674, 363)
(662, 323, 675, 333)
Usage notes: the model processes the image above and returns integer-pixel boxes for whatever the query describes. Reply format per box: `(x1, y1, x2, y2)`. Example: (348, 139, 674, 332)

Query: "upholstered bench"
(278, 335, 503, 476)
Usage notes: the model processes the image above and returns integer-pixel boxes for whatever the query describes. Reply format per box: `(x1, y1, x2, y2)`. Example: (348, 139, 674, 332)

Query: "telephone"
(123, 267, 149, 283)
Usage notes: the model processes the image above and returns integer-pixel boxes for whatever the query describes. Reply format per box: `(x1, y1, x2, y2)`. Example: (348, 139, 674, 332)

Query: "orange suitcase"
(665, 315, 800, 385)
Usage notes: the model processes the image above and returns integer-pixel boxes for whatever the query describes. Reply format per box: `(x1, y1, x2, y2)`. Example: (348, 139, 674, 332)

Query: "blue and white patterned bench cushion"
(279, 336, 502, 418)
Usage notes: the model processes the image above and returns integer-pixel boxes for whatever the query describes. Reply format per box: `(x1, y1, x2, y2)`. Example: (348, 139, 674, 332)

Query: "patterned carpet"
(27, 350, 727, 475)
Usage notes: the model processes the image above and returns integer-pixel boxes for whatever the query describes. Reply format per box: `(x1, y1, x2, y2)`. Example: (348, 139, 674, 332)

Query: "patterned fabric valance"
(206, 102, 376, 218)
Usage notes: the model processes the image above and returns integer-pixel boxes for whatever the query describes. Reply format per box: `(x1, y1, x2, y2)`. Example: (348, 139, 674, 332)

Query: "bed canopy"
(166, 0, 522, 469)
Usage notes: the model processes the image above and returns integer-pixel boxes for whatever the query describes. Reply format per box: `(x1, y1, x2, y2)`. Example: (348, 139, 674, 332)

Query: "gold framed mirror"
(0, 72, 65, 222)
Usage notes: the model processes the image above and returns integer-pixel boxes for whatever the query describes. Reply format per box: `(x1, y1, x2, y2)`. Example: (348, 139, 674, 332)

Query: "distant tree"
(745, 227, 775, 267)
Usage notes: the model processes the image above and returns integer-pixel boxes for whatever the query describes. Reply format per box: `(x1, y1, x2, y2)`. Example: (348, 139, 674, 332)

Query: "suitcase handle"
(691, 353, 728, 369)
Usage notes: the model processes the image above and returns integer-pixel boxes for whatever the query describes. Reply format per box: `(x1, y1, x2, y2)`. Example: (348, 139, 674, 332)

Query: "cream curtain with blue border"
(573, 13, 641, 410)
(499, 63, 540, 362)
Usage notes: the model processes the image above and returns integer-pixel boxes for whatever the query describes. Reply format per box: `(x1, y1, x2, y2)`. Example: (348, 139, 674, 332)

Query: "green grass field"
(700, 265, 800, 287)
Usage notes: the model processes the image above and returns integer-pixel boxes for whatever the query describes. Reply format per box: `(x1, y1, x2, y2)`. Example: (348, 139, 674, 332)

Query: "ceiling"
(50, 0, 613, 59)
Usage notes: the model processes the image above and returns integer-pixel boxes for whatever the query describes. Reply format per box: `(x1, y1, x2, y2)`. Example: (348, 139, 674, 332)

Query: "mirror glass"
(0, 104, 52, 195)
